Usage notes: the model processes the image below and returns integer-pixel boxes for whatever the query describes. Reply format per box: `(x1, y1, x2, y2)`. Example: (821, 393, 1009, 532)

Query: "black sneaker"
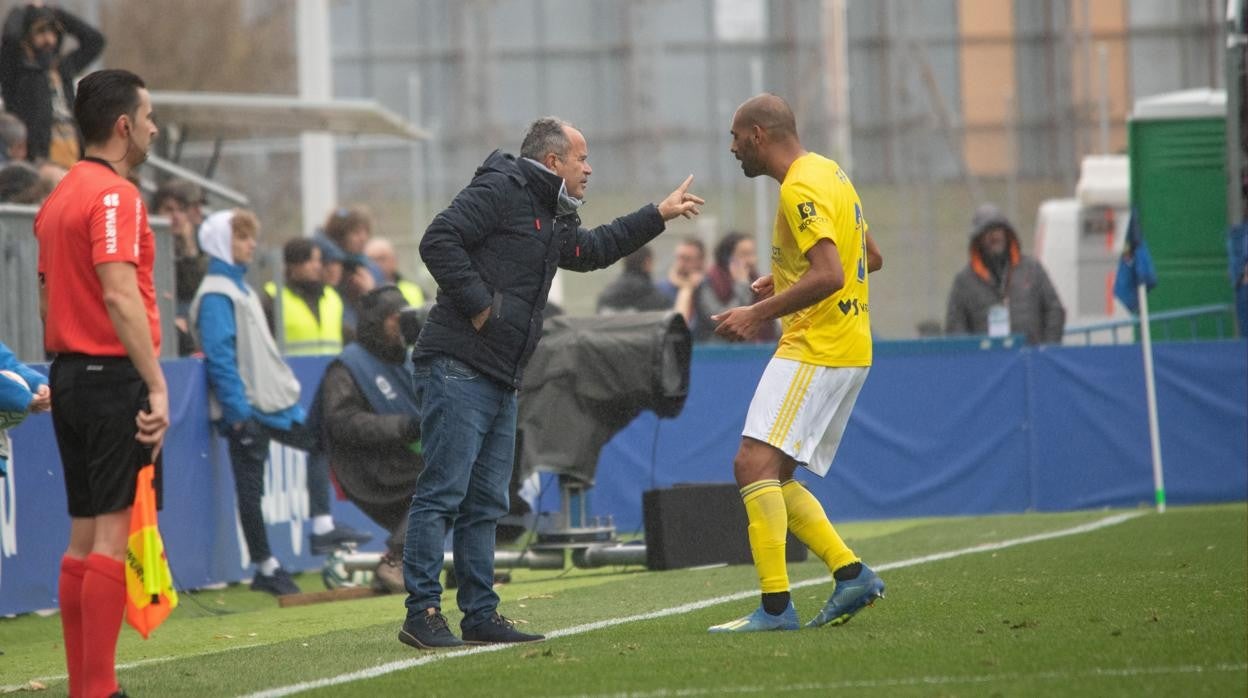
(309, 524, 374, 555)
(251, 568, 301, 596)
(461, 612, 545, 645)
(399, 609, 464, 649)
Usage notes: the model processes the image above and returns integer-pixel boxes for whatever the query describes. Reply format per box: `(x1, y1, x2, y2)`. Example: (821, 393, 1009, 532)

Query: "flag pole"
(1137, 282, 1166, 513)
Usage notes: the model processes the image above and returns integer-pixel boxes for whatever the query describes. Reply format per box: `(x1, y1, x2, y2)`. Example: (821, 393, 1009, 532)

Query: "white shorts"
(741, 358, 869, 477)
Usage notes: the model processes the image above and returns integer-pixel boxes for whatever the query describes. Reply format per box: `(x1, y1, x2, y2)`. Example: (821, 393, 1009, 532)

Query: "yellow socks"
(740, 480, 789, 593)
(781, 479, 859, 573)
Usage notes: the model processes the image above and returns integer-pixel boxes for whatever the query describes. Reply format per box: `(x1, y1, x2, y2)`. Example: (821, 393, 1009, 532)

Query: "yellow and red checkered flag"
(124, 464, 178, 638)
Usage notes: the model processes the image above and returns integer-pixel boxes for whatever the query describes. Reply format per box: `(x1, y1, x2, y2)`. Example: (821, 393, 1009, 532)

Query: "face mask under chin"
(556, 181, 583, 217)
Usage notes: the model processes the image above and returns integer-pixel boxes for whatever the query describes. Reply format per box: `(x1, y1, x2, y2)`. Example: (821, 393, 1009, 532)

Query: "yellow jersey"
(771, 152, 871, 367)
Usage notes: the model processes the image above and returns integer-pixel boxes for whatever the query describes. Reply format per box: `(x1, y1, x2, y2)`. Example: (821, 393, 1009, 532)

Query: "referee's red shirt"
(35, 159, 161, 356)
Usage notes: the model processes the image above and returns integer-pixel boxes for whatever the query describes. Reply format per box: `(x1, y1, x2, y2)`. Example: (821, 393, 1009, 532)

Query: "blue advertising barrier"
(587, 340, 1247, 530)
(1, 340, 1245, 615)
(0, 357, 383, 616)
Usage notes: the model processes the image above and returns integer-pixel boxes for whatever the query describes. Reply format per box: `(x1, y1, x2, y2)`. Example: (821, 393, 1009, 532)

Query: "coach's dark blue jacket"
(415, 150, 666, 389)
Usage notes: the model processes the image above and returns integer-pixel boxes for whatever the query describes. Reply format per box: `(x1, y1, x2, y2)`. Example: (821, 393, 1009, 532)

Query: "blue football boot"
(803, 564, 883, 631)
(708, 602, 800, 633)
(806, 563, 885, 628)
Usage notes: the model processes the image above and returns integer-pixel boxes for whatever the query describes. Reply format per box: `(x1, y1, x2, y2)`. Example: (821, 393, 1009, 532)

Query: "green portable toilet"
(1128, 88, 1232, 339)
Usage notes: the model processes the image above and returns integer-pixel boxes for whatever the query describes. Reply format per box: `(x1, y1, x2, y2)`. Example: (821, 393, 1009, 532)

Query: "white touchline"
(556, 662, 1248, 697)
(0, 644, 266, 693)
(240, 511, 1145, 698)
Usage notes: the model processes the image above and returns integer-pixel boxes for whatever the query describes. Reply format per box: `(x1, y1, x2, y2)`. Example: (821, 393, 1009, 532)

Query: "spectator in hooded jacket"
(0, 3, 104, 168)
(945, 204, 1065, 344)
(189, 209, 371, 597)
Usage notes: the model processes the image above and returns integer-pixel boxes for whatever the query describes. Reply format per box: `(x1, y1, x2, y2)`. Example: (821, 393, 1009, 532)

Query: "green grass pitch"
(2, 504, 1243, 697)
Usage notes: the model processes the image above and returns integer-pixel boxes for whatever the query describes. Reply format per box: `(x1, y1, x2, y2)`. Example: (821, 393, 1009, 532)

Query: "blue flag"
(1113, 210, 1158, 314)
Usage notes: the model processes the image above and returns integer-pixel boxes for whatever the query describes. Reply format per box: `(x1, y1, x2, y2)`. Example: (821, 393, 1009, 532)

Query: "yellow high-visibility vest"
(396, 279, 425, 308)
(264, 282, 344, 356)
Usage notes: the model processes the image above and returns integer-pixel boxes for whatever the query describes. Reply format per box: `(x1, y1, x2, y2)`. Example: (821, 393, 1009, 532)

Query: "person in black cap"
(0, 2, 104, 168)
(310, 286, 422, 594)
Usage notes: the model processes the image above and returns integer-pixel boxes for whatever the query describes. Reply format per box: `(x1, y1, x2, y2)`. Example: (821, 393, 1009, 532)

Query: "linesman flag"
(124, 464, 178, 638)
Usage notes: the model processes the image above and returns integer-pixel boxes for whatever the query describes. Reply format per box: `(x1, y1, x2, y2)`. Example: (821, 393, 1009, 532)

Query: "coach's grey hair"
(520, 116, 573, 161)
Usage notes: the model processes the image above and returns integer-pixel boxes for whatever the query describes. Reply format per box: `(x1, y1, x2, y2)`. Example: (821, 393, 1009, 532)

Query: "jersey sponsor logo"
(134, 197, 142, 256)
(837, 298, 868, 316)
(103, 192, 120, 254)
(796, 201, 828, 232)
(798, 215, 828, 233)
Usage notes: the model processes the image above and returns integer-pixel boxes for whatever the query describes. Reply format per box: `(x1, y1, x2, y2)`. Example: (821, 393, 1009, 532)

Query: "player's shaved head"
(733, 93, 796, 140)
(729, 93, 804, 180)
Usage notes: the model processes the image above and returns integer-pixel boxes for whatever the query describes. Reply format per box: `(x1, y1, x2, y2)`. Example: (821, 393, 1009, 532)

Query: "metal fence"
(0, 205, 178, 364)
(1062, 303, 1237, 345)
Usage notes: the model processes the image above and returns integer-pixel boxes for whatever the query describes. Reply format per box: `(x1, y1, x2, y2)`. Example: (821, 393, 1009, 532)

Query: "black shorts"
(49, 355, 162, 517)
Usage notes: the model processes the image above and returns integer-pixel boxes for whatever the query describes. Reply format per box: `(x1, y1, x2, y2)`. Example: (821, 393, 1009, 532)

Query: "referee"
(34, 68, 165, 698)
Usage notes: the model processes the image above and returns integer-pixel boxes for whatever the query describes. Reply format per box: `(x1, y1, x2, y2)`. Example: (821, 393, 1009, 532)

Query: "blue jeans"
(403, 355, 516, 630)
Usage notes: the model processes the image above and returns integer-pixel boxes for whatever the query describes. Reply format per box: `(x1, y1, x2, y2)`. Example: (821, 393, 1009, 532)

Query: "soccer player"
(35, 68, 167, 696)
(708, 93, 884, 633)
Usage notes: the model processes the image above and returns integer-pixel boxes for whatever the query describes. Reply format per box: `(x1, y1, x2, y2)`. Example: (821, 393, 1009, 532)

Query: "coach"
(399, 117, 703, 649)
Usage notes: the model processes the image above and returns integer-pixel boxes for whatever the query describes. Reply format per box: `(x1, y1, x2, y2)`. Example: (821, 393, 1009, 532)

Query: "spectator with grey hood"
(399, 116, 704, 650)
(945, 203, 1065, 344)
